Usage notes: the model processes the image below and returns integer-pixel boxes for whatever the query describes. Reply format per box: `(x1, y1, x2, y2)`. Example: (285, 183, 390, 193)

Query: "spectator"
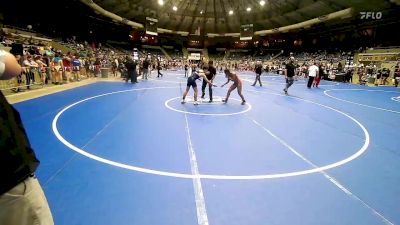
(42, 54, 52, 84)
(157, 60, 163, 78)
(23, 55, 38, 89)
(313, 63, 324, 88)
(142, 58, 150, 80)
(71, 55, 81, 81)
(394, 64, 400, 87)
(34, 55, 47, 84)
(307, 61, 319, 88)
(284, 57, 296, 95)
(251, 61, 263, 87)
(381, 68, 390, 85)
(52, 53, 64, 85)
(345, 68, 353, 83)
(125, 56, 138, 83)
(62, 53, 72, 82)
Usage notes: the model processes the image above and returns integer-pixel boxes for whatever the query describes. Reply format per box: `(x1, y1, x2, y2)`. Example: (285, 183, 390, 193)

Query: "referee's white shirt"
(308, 65, 319, 77)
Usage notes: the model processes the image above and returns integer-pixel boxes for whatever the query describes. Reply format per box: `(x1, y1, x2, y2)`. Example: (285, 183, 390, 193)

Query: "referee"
(201, 60, 216, 102)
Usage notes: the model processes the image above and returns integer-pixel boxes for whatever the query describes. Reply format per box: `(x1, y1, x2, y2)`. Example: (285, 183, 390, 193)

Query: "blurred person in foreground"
(0, 50, 54, 225)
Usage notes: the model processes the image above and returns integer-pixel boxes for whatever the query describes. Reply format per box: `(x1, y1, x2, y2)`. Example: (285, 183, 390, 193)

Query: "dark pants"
(252, 73, 262, 86)
(157, 69, 163, 77)
(285, 77, 294, 91)
(126, 70, 137, 83)
(345, 74, 352, 83)
(307, 76, 315, 88)
(45, 68, 52, 84)
(382, 76, 389, 85)
(201, 80, 213, 101)
(25, 71, 35, 89)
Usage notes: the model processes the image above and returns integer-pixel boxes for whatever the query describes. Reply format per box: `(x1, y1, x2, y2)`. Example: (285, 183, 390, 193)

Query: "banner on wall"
(188, 53, 201, 60)
(358, 53, 399, 62)
(240, 24, 253, 41)
(146, 17, 158, 36)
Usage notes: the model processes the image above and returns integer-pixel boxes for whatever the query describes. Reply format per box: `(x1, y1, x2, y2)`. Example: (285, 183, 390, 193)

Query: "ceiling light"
(173, 6, 177, 11)
(229, 10, 233, 15)
(158, 0, 164, 5)
(247, 7, 251, 12)
(260, 0, 265, 6)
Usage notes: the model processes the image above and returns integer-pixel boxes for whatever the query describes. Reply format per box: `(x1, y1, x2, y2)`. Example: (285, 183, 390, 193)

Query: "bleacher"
(164, 47, 183, 60)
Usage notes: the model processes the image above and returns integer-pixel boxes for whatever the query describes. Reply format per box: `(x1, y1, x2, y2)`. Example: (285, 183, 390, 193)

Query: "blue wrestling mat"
(13, 70, 400, 225)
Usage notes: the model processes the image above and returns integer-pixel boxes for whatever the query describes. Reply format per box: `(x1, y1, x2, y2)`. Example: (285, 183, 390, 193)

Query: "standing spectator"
(337, 62, 343, 72)
(345, 68, 353, 83)
(35, 55, 47, 85)
(394, 64, 400, 87)
(0, 50, 54, 225)
(114, 58, 119, 72)
(381, 68, 390, 85)
(23, 55, 38, 89)
(118, 59, 126, 79)
(71, 56, 81, 81)
(52, 53, 63, 85)
(42, 54, 52, 84)
(142, 58, 150, 80)
(283, 57, 296, 95)
(251, 61, 263, 87)
(358, 65, 365, 85)
(111, 59, 118, 77)
(264, 63, 270, 73)
(157, 60, 163, 78)
(79, 57, 87, 78)
(125, 56, 138, 83)
(313, 63, 324, 88)
(93, 58, 101, 77)
(62, 53, 72, 82)
(86, 57, 94, 78)
(307, 61, 319, 88)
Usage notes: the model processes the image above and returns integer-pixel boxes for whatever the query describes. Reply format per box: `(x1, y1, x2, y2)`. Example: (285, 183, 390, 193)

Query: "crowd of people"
(1, 27, 400, 225)
(1, 27, 399, 93)
(0, 29, 186, 91)
(355, 64, 400, 86)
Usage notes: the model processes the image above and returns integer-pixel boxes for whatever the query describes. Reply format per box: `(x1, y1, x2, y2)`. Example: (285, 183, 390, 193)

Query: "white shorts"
(0, 176, 54, 225)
